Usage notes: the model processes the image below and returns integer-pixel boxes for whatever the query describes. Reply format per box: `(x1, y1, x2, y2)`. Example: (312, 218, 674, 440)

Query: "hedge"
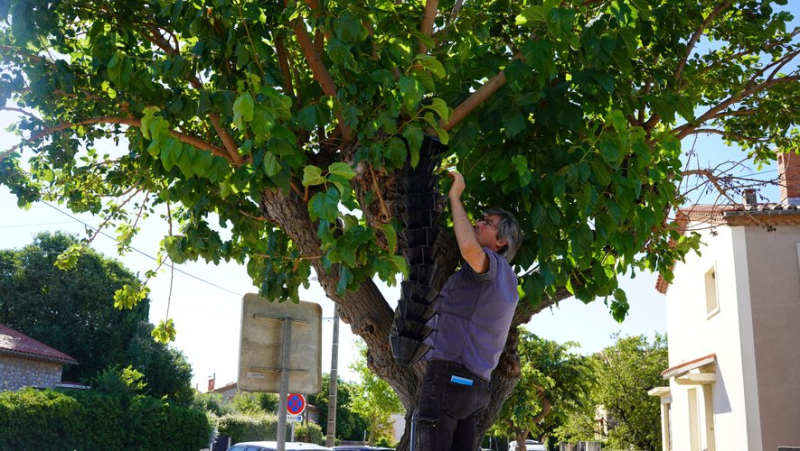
(217, 412, 323, 445)
(0, 388, 211, 450)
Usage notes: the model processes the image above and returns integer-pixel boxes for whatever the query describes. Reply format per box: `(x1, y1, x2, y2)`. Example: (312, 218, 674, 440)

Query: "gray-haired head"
(484, 207, 522, 262)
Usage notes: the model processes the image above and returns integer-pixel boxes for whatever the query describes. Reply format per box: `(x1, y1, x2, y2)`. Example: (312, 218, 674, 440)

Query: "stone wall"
(0, 355, 63, 391)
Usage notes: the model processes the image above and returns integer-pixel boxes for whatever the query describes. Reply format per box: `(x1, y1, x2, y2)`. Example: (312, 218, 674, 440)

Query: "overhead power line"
(39, 201, 245, 298)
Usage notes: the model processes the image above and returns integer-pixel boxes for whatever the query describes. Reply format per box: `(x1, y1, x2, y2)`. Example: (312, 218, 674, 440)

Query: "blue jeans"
(415, 360, 491, 451)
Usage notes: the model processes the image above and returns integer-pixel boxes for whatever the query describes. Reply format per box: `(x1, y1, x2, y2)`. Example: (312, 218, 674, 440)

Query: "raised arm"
(448, 172, 490, 274)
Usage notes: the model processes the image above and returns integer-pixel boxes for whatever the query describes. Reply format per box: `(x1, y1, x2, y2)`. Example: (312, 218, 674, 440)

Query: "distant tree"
(230, 391, 279, 414)
(492, 331, 595, 450)
(556, 334, 668, 451)
(349, 342, 403, 446)
(309, 373, 369, 442)
(0, 232, 194, 402)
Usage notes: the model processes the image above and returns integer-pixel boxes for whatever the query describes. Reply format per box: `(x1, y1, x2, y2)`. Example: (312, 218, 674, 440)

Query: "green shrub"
(0, 388, 211, 450)
(216, 412, 323, 445)
(294, 421, 323, 445)
(217, 412, 278, 443)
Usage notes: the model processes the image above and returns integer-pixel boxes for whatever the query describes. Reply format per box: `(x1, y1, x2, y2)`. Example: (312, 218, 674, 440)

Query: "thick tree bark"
(260, 183, 571, 450)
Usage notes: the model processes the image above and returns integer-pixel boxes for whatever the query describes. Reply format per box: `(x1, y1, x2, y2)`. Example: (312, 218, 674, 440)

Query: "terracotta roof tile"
(661, 353, 716, 378)
(0, 323, 78, 365)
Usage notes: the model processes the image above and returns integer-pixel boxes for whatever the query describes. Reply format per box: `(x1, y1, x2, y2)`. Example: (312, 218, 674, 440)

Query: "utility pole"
(326, 304, 340, 447)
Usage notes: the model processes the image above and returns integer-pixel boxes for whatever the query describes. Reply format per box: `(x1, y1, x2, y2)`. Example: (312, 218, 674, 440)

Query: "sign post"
(237, 295, 322, 451)
(287, 393, 306, 443)
(276, 319, 293, 451)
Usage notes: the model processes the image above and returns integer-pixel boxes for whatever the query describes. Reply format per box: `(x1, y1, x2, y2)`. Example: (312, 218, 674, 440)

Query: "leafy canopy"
(0, 1, 797, 334)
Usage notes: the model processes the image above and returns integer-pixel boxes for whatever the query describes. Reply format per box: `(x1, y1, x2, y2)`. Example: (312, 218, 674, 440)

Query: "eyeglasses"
(478, 216, 500, 230)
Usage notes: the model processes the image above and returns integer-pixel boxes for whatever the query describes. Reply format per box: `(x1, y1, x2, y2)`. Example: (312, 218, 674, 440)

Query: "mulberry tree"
(1, 0, 797, 448)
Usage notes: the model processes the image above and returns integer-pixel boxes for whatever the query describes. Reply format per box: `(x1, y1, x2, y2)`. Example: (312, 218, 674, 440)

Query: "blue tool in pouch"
(450, 375, 474, 386)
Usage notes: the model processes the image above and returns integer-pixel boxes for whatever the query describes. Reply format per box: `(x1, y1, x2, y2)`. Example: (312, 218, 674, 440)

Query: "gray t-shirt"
(424, 247, 519, 380)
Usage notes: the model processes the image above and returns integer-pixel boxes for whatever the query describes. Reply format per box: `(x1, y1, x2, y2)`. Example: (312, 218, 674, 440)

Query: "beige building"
(0, 322, 78, 391)
(650, 152, 800, 451)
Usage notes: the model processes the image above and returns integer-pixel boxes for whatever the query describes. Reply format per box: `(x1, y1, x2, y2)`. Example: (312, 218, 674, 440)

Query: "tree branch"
(674, 1, 733, 85)
(681, 169, 740, 205)
(290, 15, 352, 139)
(1, 116, 230, 164)
(274, 36, 296, 100)
(0, 107, 38, 120)
(209, 114, 244, 164)
(702, 28, 800, 75)
(745, 48, 800, 87)
(418, 0, 439, 54)
(678, 128, 765, 143)
(677, 75, 800, 139)
(135, 22, 243, 162)
(236, 4, 264, 76)
(291, 19, 337, 99)
(441, 71, 507, 132)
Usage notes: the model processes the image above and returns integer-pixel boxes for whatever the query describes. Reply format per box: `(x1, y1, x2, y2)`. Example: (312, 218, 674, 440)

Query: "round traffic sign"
(287, 393, 306, 415)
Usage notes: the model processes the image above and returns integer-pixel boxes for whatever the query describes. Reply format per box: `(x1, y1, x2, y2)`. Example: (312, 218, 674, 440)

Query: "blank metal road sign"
(237, 293, 322, 394)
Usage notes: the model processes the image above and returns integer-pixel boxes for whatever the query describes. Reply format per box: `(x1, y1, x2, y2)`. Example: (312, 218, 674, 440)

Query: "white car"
(228, 442, 333, 451)
(508, 439, 546, 451)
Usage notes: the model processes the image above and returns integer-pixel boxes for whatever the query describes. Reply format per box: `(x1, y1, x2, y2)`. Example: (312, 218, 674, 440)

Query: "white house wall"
(664, 224, 757, 451)
(742, 224, 800, 451)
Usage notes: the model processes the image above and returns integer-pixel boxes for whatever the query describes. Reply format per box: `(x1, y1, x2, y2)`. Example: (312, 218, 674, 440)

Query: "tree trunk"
(260, 185, 571, 450)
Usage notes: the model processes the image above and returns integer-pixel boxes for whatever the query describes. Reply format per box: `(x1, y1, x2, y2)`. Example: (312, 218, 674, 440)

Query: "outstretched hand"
(448, 171, 466, 200)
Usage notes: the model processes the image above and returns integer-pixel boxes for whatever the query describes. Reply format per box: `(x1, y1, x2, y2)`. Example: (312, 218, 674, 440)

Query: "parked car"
(332, 447, 394, 451)
(228, 442, 333, 451)
(508, 439, 546, 451)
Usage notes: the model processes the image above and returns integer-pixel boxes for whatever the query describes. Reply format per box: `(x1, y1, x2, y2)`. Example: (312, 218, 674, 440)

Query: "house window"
(704, 266, 720, 318)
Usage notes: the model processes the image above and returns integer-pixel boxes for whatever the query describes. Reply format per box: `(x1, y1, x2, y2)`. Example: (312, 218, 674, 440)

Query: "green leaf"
(335, 11, 363, 42)
(522, 40, 556, 79)
(380, 223, 397, 254)
(428, 98, 450, 122)
(140, 106, 161, 140)
(235, 42, 250, 68)
(511, 155, 528, 176)
(54, 244, 85, 270)
(161, 137, 183, 171)
(251, 105, 276, 139)
(297, 104, 319, 131)
(308, 187, 340, 222)
(606, 109, 627, 131)
(398, 76, 423, 111)
(151, 318, 177, 343)
(516, 5, 547, 26)
(502, 109, 527, 138)
(328, 162, 356, 180)
(114, 283, 149, 310)
(342, 104, 361, 129)
(546, 8, 574, 39)
(191, 151, 215, 177)
(327, 37, 355, 69)
(415, 54, 446, 79)
(262, 151, 281, 177)
(610, 289, 629, 322)
(377, 111, 398, 134)
(385, 136, 408, 167)
(410, 30, 435, 52)
(233, 92, 255, 130)
(107, 52, 124, 86)
(587, 34, 618, 66)
(303, 165, 325, 187)
(402, 123, 424, 168)
(336, 266, 352, 296)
